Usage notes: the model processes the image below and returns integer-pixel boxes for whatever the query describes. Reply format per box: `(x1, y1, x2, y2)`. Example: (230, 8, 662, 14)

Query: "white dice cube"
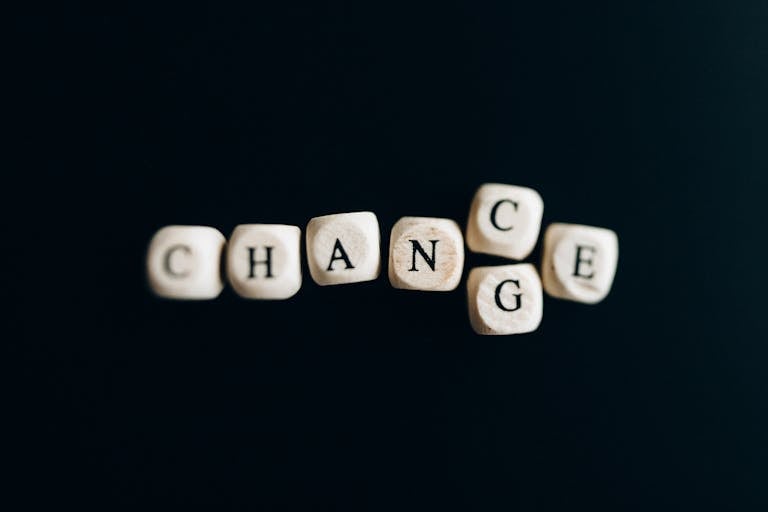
(306, 211, 381, 286)
(466, 183, 544, 260)
(541, 223, 618, 304)
(467, 263, 543, 335)
(147, 225, 226, 299)
(388, 216, 464, 291)
(226, 224, 302, 299)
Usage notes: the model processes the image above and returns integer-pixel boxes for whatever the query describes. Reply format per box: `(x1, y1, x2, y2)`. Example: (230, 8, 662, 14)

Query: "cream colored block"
(306, 211, 380, 286)
(541, 223, 618, 304)
(226, 224, 301, 299)
(466, 183, 544, 260)
(388, 216, 464, 291)
(147, 225, 225, 299)
(467, 264, 543, 335)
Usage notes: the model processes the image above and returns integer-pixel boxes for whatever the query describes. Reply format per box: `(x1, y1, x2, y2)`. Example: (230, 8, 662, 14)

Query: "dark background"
(10, 1, 768, 510)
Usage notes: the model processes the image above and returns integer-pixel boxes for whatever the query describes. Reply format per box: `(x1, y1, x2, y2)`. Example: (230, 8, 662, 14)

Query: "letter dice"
(306, 211, 381, 286)
(146, 225, 226, 299)
(466, 183, 544, 260)
(388, 216, 464, 291)
(541, 223, 618, 304)
(226, 224, 302, 299)
(467, 264, 543, 335)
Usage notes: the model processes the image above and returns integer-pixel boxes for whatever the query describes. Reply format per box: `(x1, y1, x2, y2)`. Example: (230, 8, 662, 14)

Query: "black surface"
(11, 2, 768, 510)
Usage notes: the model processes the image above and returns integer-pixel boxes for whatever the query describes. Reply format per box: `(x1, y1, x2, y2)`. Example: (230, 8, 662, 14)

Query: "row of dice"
(147, 184, 618, 335)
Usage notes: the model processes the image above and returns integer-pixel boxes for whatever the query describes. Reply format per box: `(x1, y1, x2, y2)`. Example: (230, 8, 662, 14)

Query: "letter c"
(490, 199, 518, 231)
(164, 244, 191, 277)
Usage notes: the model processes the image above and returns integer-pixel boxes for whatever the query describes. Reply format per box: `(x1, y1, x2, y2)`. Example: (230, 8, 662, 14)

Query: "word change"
(146, 183, 619, 335)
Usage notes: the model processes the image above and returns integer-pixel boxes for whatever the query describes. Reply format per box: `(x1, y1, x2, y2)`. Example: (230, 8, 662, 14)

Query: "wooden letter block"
(466, 183, 544, 260)
(146, 225, 225, 299)
(541, 223, 618, 304)
(388, 216, 464, 291)
(306, 211, 380, 286)
(467, 264, 543, 335)
(226, 224, 302, 299)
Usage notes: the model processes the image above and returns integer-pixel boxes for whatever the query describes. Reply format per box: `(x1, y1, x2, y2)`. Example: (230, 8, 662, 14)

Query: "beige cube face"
(226, 224, 302, 300)
(147, 225, 225, 299)
(541, 223, 618, 304)
(466, 183, 544, 260)
(388, 216, 464, 291)
(467, 264, 543, 335)
(306, 211, 381, 286)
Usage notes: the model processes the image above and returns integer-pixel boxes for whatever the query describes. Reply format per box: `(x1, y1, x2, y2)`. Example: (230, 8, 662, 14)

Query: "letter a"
(327, 239, 355, 271)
